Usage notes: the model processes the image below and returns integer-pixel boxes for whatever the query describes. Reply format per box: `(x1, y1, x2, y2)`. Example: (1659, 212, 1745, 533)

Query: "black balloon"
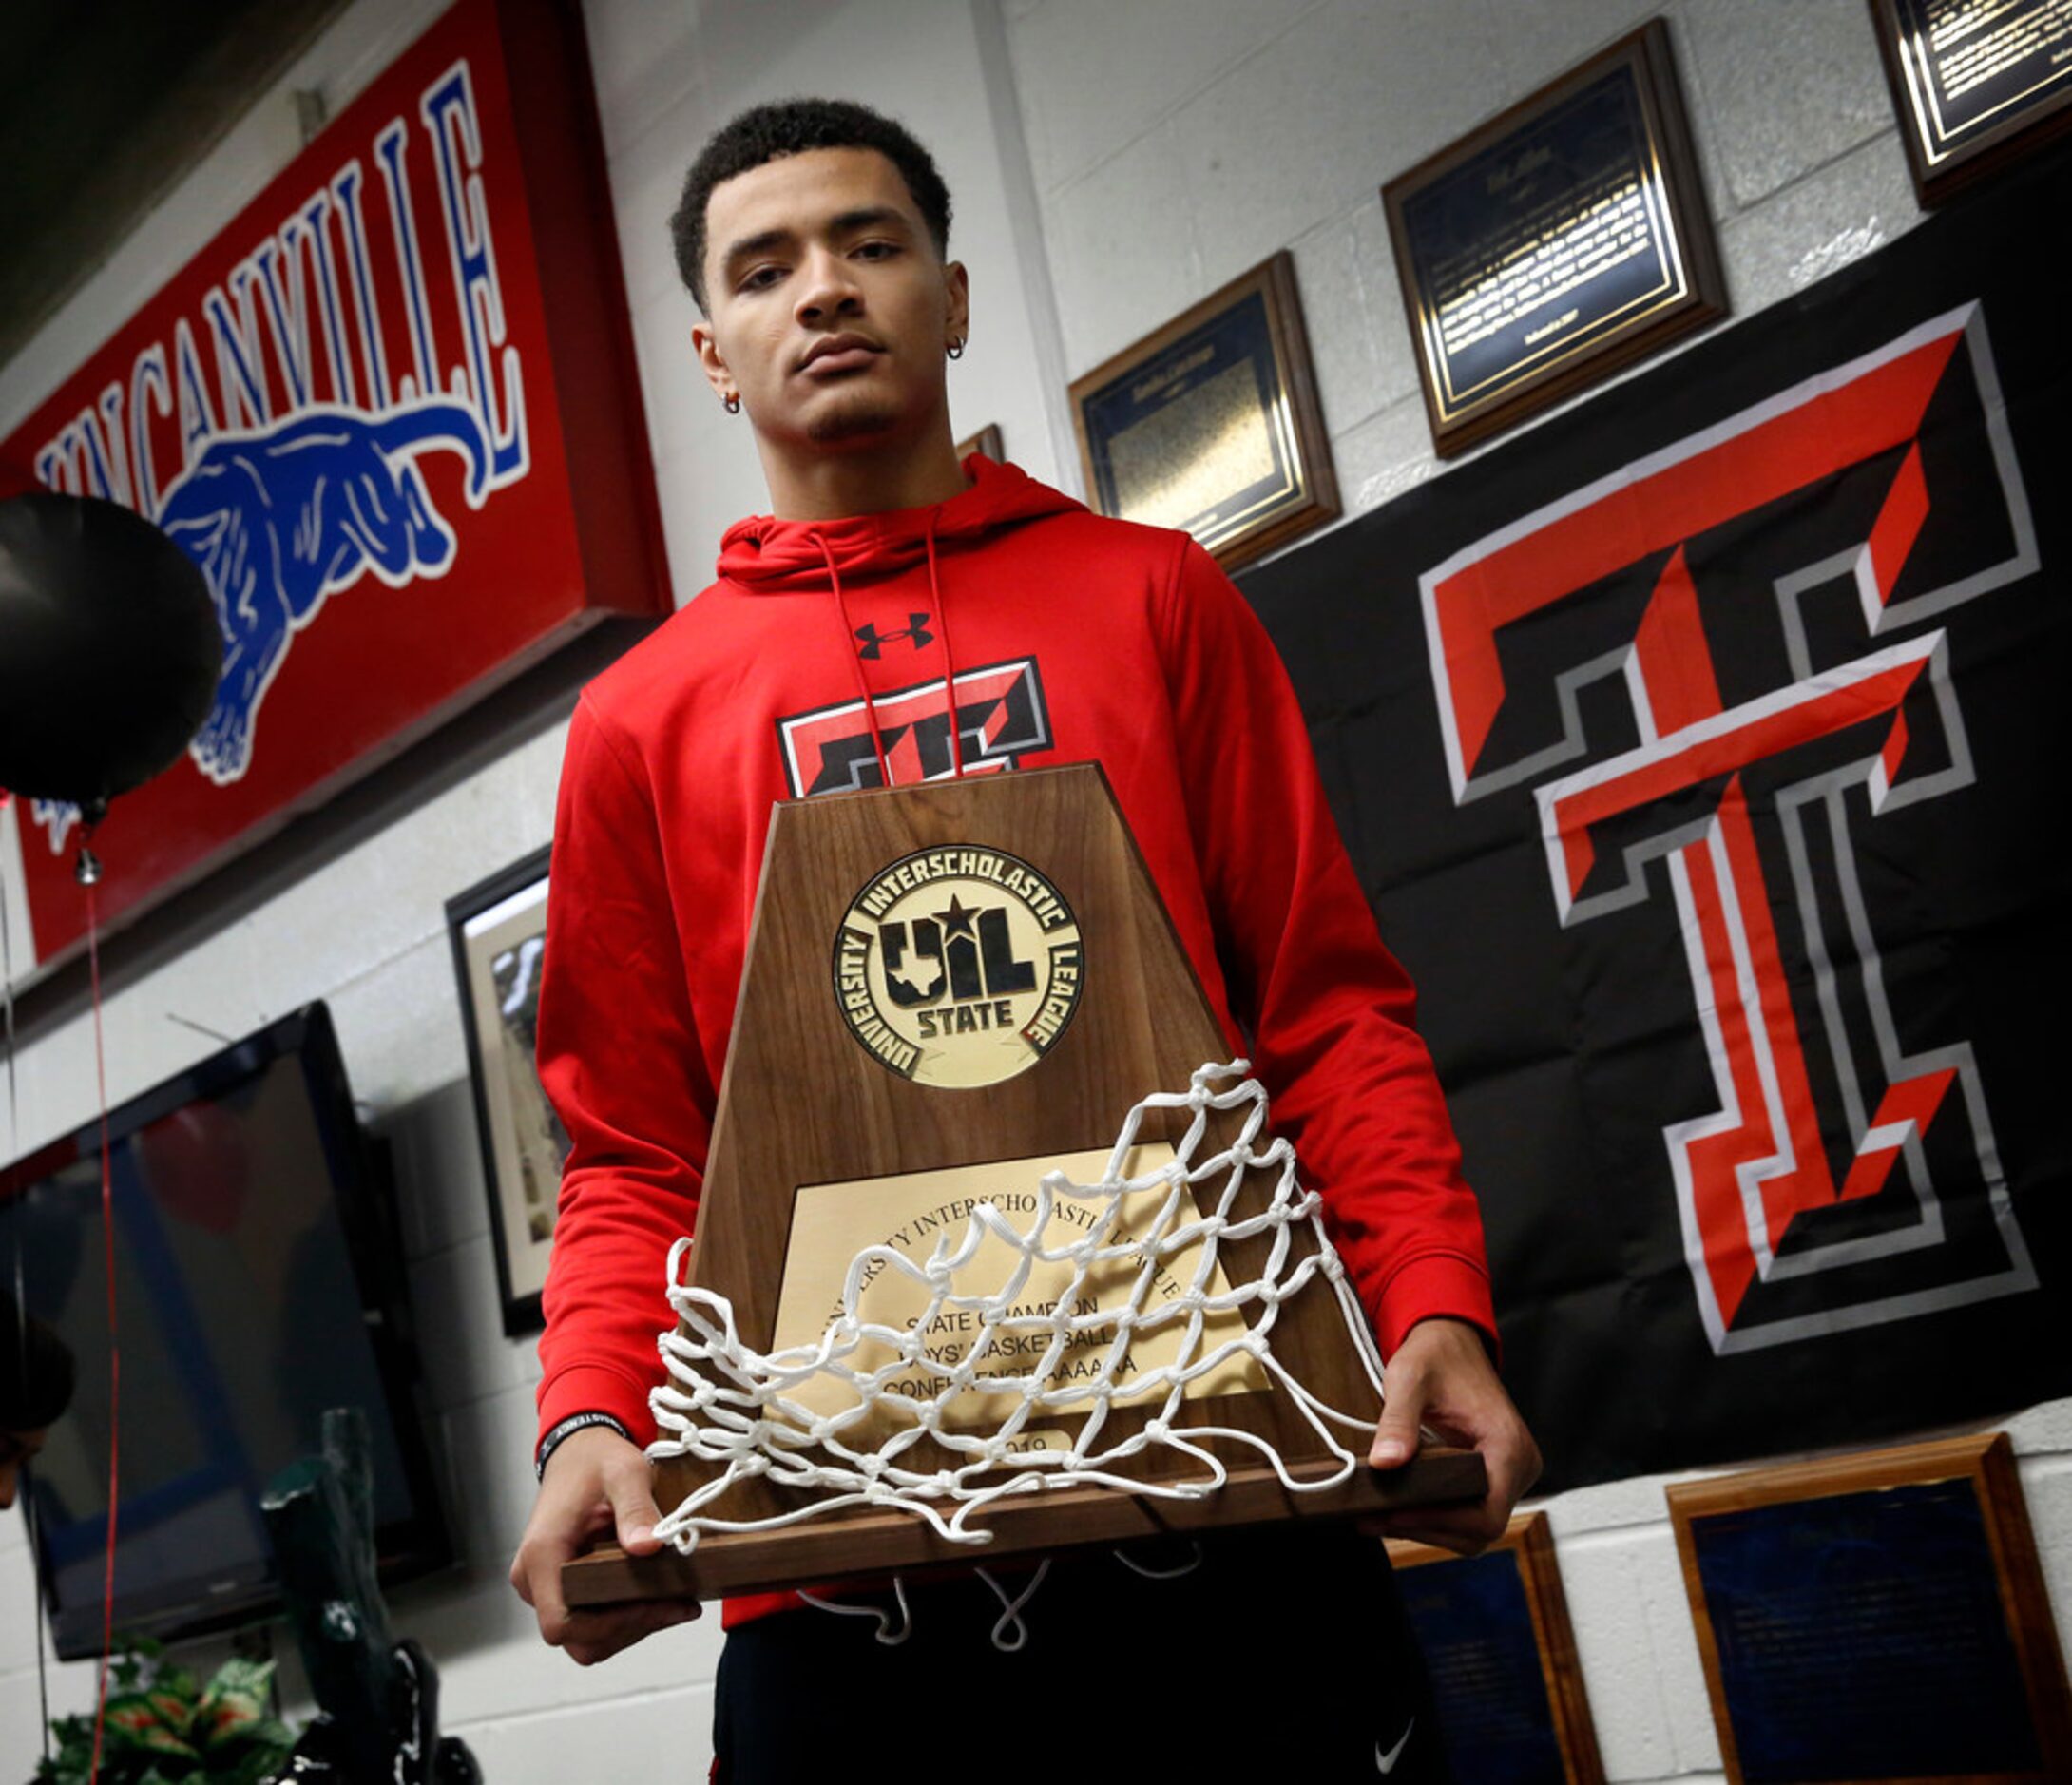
(0, 490, 221, 807)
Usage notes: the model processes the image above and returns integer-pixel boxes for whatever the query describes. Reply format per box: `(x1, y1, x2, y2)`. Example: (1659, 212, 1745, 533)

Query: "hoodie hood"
(715, 454, 1082, 593)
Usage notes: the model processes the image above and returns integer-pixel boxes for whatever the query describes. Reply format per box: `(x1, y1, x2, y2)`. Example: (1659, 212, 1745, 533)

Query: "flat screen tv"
(1, 1002, 451, 1657)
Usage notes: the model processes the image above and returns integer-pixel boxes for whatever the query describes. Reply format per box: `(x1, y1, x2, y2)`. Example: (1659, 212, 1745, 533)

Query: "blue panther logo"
(155, 400, 492, 784)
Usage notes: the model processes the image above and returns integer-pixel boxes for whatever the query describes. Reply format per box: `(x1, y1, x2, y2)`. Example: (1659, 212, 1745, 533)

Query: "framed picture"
(1383, 19, 1724, 456)
(1388, 1511, 1605, 1782)
(1667, 1433, 2072, 1783)
(447, 843, 566, 1336)
(1869, 0, 2072, 204)
(1068, 251, 1338, 570)
(955, 423, 1005, 464)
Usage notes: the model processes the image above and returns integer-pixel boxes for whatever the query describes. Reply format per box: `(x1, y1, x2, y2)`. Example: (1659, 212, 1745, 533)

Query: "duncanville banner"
(1241, 147, 2071, 1488)
(1, 0, 667, 974)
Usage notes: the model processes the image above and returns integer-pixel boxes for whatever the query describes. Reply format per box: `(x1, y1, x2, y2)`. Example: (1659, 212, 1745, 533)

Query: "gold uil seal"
(832, 845, 1084, 1088)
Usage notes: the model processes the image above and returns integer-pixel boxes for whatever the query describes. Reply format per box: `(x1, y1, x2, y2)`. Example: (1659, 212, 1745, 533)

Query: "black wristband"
(535, 1411, 633, 1480)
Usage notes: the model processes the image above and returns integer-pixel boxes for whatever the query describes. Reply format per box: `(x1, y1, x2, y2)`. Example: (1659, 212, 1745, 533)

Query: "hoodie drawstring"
(924, 513, 967, 781)
(818, 529, 896, 792)
(819, 511, 965, 791)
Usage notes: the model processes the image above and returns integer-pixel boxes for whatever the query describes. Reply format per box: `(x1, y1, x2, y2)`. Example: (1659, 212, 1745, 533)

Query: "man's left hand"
(1364, 1316, 1542, 1555)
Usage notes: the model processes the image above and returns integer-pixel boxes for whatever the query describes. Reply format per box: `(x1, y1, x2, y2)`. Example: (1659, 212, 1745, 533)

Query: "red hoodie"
(532, 455, 1494, 1621)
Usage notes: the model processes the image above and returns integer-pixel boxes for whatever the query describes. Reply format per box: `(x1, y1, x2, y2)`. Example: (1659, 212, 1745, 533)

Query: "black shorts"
(712, 1520, 1449, 1783)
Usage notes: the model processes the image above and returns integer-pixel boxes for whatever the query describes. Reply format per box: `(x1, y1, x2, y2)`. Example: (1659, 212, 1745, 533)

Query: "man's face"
(693, 146, 968, 451)
(0, 1427, 46, 1510)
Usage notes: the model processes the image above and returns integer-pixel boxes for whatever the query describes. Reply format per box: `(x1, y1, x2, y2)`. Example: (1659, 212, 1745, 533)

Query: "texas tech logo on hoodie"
(777, 659, 1051, 797)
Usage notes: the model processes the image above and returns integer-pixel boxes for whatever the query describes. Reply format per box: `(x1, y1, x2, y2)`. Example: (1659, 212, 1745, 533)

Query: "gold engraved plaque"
(1069, 251, 1339, 570)
(1871, 0, 2072, 204)
(1105, 357, 1280, 532)
(832, 844, 1084, 1088)
(1383, 21, 1723, 456)
(769, 1144, 1270, 1454)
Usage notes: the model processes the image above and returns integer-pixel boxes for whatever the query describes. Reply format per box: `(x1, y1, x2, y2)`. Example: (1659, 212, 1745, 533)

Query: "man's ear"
(692, 319, 736, 408)
(945, 260, 970, 348)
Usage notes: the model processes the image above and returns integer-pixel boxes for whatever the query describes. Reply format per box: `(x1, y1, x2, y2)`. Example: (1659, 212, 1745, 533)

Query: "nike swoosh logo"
(1375, 1718, 1414, 1775)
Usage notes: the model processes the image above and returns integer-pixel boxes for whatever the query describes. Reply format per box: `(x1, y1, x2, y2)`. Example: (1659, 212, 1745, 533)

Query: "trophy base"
(563, 1448, 1487, 1606)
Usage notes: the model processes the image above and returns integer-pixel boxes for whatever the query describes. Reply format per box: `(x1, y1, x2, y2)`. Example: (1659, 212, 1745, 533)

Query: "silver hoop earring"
(723, 393, 740, 413)
(947, 339, 965, 360)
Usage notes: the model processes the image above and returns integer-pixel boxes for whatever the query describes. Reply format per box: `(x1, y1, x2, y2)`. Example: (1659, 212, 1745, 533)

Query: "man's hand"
(509, 1425, 700, 1665)
(1364, 1316, 1542, 1555)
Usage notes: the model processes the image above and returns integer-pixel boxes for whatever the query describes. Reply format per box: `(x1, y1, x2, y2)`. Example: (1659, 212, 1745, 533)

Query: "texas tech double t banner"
(1, 0, 667, 973)
(1241, 148, 2071, 1488)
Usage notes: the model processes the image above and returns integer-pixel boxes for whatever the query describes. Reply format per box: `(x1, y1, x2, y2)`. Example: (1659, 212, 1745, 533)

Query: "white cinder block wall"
(1, 4, 2062, 1781)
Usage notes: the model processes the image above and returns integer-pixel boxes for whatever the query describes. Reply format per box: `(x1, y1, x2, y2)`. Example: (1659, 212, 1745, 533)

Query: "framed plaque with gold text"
(1383, 20, 1724, 457)
(1870, 0, 2072, 204)
(1068, 253, 1338, 570)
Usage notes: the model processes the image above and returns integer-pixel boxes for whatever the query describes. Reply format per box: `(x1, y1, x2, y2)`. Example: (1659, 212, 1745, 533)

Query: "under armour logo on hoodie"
(854, 614, 933, 659)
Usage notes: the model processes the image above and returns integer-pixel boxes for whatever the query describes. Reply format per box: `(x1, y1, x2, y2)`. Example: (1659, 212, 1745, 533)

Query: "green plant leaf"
(195, 1694, 261, 1747)
(217, 1739, 299, 1785)
(30, 1748, 89, 1785)
(40, 1634, 305, 1783)
(208, 1657, 273, 1698)
(242, 1718, 296, 1749)
(193, 1660, 273, 1750)
(108, 1697, 202, 1759)
(104, 1690, 164, 1739)
(146, 1688, 196, 1734)
(45, 1708, 92, 1749)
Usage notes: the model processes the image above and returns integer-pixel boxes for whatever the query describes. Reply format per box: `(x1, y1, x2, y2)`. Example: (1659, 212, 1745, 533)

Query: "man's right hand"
(509, 1425, 701, 1665)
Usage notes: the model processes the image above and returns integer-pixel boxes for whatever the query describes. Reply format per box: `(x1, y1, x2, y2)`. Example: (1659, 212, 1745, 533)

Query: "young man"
(511, 99, 1540, 1777)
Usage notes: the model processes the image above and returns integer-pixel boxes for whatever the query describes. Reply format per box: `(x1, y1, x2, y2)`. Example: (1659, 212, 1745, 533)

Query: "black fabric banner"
(1240, 147, 2070, 1489)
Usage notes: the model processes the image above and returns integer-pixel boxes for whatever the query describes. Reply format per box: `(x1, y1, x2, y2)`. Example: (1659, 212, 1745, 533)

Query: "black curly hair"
(672, 97, 953, 314)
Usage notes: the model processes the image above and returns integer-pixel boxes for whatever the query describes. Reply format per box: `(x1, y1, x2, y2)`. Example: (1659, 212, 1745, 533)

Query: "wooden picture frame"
(1667, 1433, 2072, 1784)
(446, 842, 565, 1336)
(1389, 1511, 1606, 1783)
(1067, 251, 1338, 570)
(1868, 0, 2072, 206)
(1383, 18, 1724, 457)
(955, 423, 1005, 465)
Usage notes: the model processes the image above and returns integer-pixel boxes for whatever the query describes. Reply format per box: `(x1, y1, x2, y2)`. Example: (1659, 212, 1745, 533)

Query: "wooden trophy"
(565, 763, 1484, 1606)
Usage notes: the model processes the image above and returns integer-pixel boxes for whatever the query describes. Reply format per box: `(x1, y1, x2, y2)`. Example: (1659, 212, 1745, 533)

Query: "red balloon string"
(83, 865, 120, 1782)
(0, 791, 55, 1771)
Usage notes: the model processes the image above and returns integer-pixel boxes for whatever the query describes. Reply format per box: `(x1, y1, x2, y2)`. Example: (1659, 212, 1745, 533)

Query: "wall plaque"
(1068, 252, 1337, 570)
(1870, 0, 2072, 203)
(1668, 1433, 2072, 1783)
(1390, 1511, 1605, 1783)
(1383, 19, 1723, 457)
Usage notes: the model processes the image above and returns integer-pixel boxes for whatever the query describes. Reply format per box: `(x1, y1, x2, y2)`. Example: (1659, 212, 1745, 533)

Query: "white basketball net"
(646, 1060, 1387, 1553)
